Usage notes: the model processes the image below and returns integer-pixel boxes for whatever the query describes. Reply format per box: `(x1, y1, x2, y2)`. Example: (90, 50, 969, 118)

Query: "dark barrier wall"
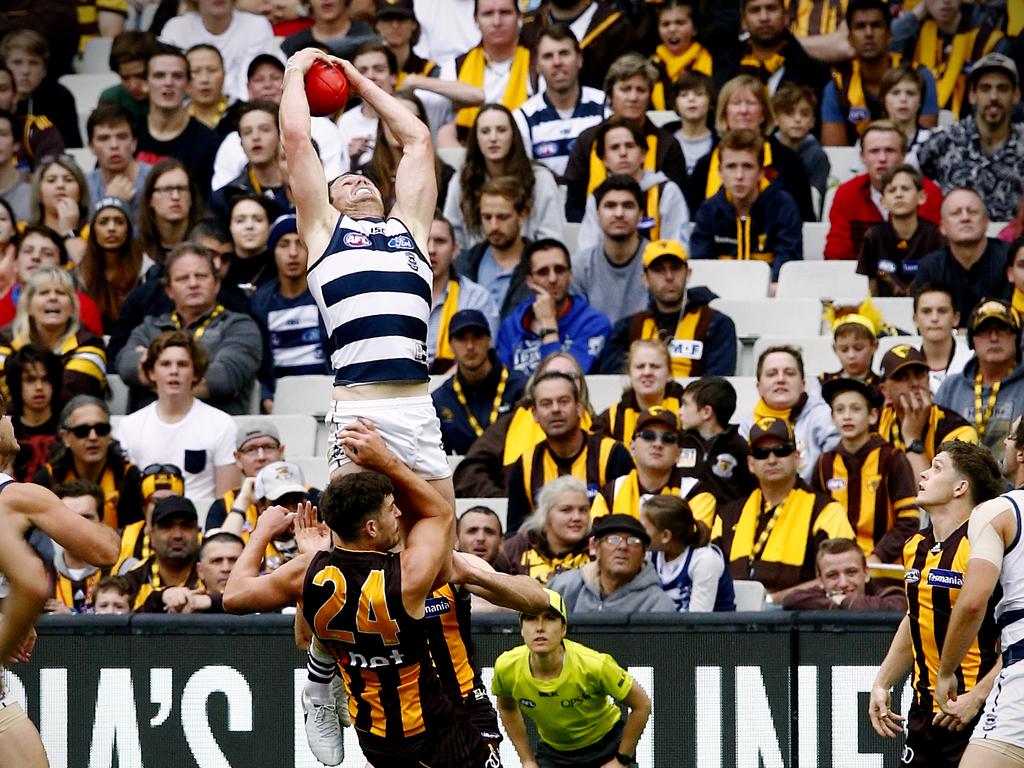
(0, 612, 914, 768)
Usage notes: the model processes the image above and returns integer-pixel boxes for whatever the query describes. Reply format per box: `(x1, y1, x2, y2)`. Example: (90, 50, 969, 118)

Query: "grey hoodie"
(935, 356, 1024, 465)
(548, 561, 677, 614)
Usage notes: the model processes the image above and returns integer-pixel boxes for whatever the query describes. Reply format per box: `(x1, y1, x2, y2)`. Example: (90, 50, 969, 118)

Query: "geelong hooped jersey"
(0, 472, 15, 598)
(994, 490, 1024, 652)
(301, 548, 453, 742)
(307, 215, 431, 386)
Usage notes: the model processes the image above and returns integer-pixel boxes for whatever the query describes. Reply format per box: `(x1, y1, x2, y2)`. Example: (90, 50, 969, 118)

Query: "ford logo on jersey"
(343, 232, 371, 248)
(927, 568, 964, 589)
(388, 235, 414, 250)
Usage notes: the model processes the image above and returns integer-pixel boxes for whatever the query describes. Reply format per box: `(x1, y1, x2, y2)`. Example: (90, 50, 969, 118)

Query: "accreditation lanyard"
(453, 367, 508, 437)
(974, 372, 1001, 439)
(172, 304, 225, 340)
(749, 494, 784, 579)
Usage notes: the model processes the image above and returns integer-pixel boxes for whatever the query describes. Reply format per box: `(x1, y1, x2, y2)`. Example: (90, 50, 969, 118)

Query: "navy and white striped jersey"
(249, 284, 330, 399)
(513, 86, 608, 178)
(994, 490, 1024, 652)
(307, 215, 431, 386)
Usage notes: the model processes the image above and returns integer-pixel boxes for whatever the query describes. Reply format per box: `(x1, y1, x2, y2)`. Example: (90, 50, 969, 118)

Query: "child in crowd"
(819, 312, 881, 391)
(639, 495, 735, 612)
(92, 576, 135, 614)
(814, 378, 919, 564)
(771, 84, 830, 206)
(7, 344, 62, 482)
(689, 129, 802, 286)
(650, 0, 713, 110)
(677, 377, 755, 503)
(858, 164, 945, 297)
(672, 72, 716, 177)
(911, 281, 970, 394)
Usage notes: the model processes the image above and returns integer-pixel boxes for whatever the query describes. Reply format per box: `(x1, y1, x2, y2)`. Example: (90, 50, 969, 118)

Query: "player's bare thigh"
(0, 703, 50, 768)
(960, 740, 1024, 767)
(330, 461, 456, 514)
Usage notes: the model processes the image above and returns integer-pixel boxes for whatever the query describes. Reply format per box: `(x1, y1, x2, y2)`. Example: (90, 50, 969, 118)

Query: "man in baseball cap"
(932, 298, 1024, 465)
(592, 406, 716, 525)
(597, 238, 737, 377)
(546, 512, 675, 613)
(431, 308, 527, 454)
(916, 46, 1024, 221)
(877, 343, 978, 475)
(114, 464, 187, 574)
(716, 415, 854, 596)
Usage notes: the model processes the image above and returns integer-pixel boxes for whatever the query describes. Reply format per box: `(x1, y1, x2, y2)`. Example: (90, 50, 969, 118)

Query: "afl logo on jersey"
(388, 234, 414, 250)
(343, 232, 371, 248)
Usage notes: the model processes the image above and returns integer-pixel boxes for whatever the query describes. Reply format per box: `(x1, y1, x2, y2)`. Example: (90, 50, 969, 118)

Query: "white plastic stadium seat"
(455, 497, 509, 532)
(828, 296, 915, 335)
(645, 110, 678, 128)
(733, 580, 768, 611)
(688, 260, 771, 299)
(775, 261, 867, 301)
(192, 498, 216, 530)
(562, 221, 580, 256)
(447, 454, 464, 472)
(824, 146, 861, 186)
(802, 222, 828, 261)
(58, 73, 119, 140)
(438, 147, 466, 172)
(77, 36, 114, 74)
(988, 221, 1009, 238)
(752, 336, 839, 379)
(289, 456, 330, 490)
(272, 375, 334, 415)
(820, 186, 838, 222)
(725, 376, 758, 417)
(235, 415, 318, 456)
(107, 374, 129, 415)
(585, 375, 628, 414)
(65, 147, 96, 173)
(709, 298, 822, 340)
(874, 336, 923, 368)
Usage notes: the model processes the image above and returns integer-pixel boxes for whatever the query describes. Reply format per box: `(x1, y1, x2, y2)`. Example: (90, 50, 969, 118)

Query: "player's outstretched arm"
(281, 48, 336, 264)
(13, 483, 120, 567)
(614, 682, 652, 767)
(869, 615, 913, 738)
(0, 521, 48, 663)
(333, 58, 436, 245)
(452, 551, 549, 614)
(222, 505, 310, 614)
(497, 696, 539, 768)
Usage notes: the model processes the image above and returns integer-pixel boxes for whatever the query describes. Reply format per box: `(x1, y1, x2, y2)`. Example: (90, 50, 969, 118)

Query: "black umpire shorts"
(901, 704, 980, 768)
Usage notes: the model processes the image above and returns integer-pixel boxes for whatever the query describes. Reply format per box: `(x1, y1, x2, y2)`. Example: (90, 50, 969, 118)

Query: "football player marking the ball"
(281, 48, 454, 509)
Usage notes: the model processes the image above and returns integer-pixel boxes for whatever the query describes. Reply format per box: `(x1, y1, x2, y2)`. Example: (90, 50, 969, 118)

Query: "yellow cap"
(831, 313, 876, 336)
(642, 239, 688, 269)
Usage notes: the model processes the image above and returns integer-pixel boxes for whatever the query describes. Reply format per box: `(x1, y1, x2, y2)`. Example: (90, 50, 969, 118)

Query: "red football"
(305, 60, 349, 117)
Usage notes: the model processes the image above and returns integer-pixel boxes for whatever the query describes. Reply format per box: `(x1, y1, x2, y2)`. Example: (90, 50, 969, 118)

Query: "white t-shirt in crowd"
(335, 107, 378, 174)
(159, 10, 282, 103)
(114, 399, 236, 500)
(413, 0, 479, 63)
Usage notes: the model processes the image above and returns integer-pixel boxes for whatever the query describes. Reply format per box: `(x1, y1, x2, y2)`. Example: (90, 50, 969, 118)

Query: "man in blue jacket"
(689, 129, 803, 287)
(496, 239, 612, 375)
(598, 239, 738, 376)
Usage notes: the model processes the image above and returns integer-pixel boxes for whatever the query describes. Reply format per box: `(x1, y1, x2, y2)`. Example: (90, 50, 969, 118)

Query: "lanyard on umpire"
(973, 371, 1001, 439)
(453, 367, 509, 437)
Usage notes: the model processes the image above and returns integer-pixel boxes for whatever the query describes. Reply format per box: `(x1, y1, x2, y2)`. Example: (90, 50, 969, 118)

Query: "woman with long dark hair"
(137, 158, 204, 268)
(28, 154, 90, 263)
(79, 197, 142, 334)
(443, 103, 564, 249)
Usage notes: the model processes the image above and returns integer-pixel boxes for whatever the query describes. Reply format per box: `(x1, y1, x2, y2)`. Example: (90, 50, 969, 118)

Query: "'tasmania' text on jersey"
(306, 215, 431, 386)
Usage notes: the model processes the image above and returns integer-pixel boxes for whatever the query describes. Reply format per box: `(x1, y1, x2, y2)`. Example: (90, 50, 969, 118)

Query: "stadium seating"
(562, 221, 580, 257)
(823, 146, 861, 186)
(108, 374, 129, 415)
(58, 73, 119, 141)
(802, 222, 828, 261)
(273, 375, 334, 415)
(709, 297, 822, 339)
(775, 261, 868, 300)
(289, 456, 330, 489)
(66, 147, 96, 173)
(77, 37, 114, 75)
(752, 335, 839, 379)
(235, 415, 318, 456)
(586, 375, 628, 413)
(438, 146, 466, 172)
(646, 110, 678, 128)
(733, 580, 767, 611)
(688, 260, 771, 299)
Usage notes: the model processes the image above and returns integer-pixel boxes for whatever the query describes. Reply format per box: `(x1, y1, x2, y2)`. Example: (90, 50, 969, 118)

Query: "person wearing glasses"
(547, 513, 676, 614)
(714, 416, 855, 601)
(496, 238, 611, 376)
(203, 424, 285, 532)
(591, 407, 717, 527)
(32, 394, 144, 529)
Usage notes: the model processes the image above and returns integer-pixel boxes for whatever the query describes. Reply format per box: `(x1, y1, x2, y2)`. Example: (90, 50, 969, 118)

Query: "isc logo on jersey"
(344, 232, 371, 248)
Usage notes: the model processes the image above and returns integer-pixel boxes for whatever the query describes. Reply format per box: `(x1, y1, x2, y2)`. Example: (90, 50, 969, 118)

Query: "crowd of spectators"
(1, 0, 1022, 618)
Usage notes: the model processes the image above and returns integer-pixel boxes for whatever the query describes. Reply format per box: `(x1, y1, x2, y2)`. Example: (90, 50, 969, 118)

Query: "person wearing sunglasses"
(591, 407, 717, 527)
(32, 394, 144, 530)
(714, 415, 855, 602)
(497, 238, 611, 376)
(548, 512, 676, 615)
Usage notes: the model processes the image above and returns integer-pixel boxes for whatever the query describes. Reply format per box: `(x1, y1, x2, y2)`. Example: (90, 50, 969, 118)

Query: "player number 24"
(313, 566, 401, 646)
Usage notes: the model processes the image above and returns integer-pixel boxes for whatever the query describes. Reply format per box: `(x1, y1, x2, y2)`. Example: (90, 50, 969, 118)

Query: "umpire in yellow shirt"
(492, 589, 652, 768)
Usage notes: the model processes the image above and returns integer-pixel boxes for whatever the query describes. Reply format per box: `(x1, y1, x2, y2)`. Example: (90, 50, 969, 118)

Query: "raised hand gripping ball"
(304, 60, 349, 117)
